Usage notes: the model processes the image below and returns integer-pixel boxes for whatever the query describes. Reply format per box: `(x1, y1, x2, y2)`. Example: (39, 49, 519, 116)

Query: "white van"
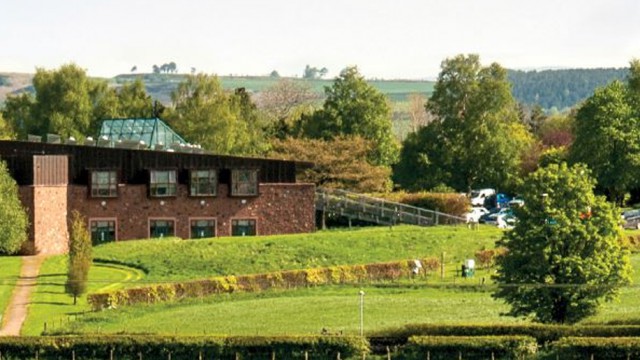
(470, 188, 495, 206)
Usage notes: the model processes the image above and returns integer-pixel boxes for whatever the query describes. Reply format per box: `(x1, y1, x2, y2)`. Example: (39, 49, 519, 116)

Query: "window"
(149, 219, 175, 238)
(231, 169, 258, 196)
(150, 170, 177, 197)
(232, 219, 256, 236)
(90, 219, 116, 244)
(190, 170, 217, 196)
(91, 171, 117, 197)
(190, 219, 216, 239)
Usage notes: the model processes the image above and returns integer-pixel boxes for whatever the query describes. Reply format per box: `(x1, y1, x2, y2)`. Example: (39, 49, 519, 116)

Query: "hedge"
(370, 324, 640, 345)
(553, 337, 640, 359)
(397, 335, 537, 360)
(0, 335, 368, 359)
(372, 191, 469, 217)
(88, 257, 441, 310)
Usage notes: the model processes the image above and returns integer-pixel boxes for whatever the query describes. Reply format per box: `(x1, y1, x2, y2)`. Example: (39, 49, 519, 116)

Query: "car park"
(623, 209, 640, 229)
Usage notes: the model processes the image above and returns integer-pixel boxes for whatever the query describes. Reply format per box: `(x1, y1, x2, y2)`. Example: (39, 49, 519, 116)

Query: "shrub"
(370, 323, 640, 345)
(0, 335, 368, 359)
(553, 337, 640, 360)
(398, 335, 537, 360)
(373, 191, 469, 217)
(88, 257, 431, 310)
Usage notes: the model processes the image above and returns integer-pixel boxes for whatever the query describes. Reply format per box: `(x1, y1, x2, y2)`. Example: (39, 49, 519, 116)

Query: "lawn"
(57, 284, 520, 336)
(0, 256, 22, 326)
(92, 225, 502, 282)
(21, 256, 144, 336)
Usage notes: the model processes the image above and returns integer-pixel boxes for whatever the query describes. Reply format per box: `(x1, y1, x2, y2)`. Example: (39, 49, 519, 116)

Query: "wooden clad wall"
(33, 155, 68, 185)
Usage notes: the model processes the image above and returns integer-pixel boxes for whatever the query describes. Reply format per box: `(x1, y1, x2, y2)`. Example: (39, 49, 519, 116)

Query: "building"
(0, 135, 316, 255)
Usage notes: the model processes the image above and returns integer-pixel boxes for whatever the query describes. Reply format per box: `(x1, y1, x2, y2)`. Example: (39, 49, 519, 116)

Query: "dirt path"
(0, 256, 46, 336)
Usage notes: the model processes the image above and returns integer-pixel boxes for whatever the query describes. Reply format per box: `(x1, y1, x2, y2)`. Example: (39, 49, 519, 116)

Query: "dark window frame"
(149, 218, 176, 238)
(231, 218, 257, 236)
(149, 170, 177, 197)
(90, 170, 118, 198)
(190, 218, 216, 239)
(90, 218, 117, 244)
(230, 168, 259, 197)
(189, 169, 218, 197)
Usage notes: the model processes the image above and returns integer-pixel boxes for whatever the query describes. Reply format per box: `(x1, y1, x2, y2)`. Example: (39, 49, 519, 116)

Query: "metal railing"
(315, 188, 466, 227)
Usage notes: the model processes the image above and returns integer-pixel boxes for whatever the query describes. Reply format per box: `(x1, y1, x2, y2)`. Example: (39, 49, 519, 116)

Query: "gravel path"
(0, 256, 46, 336)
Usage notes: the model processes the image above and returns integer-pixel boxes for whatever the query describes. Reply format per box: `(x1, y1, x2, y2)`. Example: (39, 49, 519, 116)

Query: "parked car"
(480, 208, 515, 226)
(623, 209, 640, 229)
(470, 188, 495, 206)
(465, 207, 490, 223)
(508, 196, 525, 208)
(484, 193, 511, 209)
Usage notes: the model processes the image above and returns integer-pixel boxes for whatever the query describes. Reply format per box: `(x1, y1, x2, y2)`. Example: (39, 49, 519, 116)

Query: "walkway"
(0, 256, 45, 336)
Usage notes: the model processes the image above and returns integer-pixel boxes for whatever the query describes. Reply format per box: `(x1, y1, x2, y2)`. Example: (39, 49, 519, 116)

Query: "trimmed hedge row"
(88, 257, 441, 310)
(552, 337, 640, 359)
(372, 191, 469, 217)
(0, 335, 368, 359)
(398, 335, 537, 360)
(372, 324, 640, 345)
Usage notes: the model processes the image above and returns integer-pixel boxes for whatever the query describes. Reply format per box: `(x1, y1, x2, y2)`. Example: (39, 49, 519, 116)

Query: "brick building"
(0, 140, 316, 255)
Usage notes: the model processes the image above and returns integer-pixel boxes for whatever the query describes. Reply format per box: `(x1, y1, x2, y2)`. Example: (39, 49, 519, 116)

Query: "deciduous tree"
(65, 210, 92, 305)
(301, 66, 399, 166)
(394, 54, 531, 192)
(270, 136, 392, 193)
(494, 163, 631, 324)
(0, 160, 28, 255)
(570, 80, 639, 204)
(167, 74, 267, 156)
(257, 79, 319, 139)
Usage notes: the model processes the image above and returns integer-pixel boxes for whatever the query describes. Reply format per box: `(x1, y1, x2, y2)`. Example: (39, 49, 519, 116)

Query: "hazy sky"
(2, 0, 639, 79)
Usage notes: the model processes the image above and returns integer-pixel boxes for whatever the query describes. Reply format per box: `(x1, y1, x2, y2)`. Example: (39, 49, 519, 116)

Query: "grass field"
(21, 256, 144, 336)
(92, 225, 502, 282)
(18, 225, 640, 336)
(0, 256, 22, 326)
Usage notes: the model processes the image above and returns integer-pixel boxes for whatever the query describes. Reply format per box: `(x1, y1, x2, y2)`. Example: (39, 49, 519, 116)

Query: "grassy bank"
(93, 225, 501, 282)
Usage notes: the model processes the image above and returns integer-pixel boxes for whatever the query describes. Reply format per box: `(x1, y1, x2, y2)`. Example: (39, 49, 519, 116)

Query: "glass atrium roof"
(99, 118, 187, 150)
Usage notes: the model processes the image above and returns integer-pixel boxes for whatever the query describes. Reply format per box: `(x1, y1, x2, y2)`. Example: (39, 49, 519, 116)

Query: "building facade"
(0, 140, 315, 255)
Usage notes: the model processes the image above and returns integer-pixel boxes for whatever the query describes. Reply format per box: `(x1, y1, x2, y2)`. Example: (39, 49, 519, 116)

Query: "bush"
(0, 335, 368, 359)
(474, 247, 507, 269)
(374, 191, 469, 217)
(398, 335, 537, 359)
(88, 257, 429, 310)
(370, 323, 640, 345)
(553, 337, 640, 360)
(0, 160, 29, 254)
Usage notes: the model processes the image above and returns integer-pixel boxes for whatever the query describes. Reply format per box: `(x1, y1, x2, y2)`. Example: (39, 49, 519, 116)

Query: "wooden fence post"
(386, 346, 391, 360)
(271, 351, 275, 360)
(441, 252, 446, 279)
(427, 351, 430, 360)
(110, 348, 114, 360)
(72, 350, 76, 360)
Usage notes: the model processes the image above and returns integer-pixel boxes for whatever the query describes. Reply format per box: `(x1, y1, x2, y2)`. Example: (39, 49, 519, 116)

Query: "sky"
(2, 0, 640, 79)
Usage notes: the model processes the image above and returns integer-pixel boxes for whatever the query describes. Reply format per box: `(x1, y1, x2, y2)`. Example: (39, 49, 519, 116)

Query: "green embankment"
(0, 256, 22, 326)
(92, 225, 501, 282)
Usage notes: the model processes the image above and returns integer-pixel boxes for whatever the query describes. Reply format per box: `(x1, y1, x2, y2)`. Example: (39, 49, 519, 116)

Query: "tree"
(494, 163, 631, 324)
(2, 93, 35, 139)
(0, 161, 28, 255)
(257, 79, 319, 139)
(130, 65, 137, 73)
(269, 70, 280, 78)
(152, 65, 160, 74)
(302, 65, 328, 80)
(0, 113, 16, 140)
(407, 93, 432, 132)
(270, 136, 392, 192)
(394, 54, 531, 192)
(31, 64, 95, 139)
(300, 66, 399, 166)
(570, 80, 639, 204)
(167, 74, 267, 156)
(65, 210, 92, 305)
